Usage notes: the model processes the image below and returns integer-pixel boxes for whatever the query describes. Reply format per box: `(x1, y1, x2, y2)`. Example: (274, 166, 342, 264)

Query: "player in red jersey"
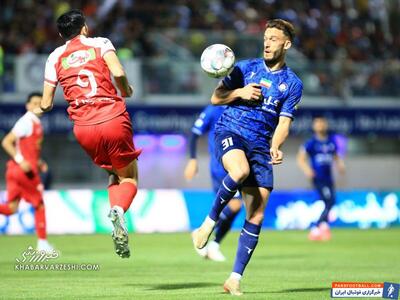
(34, 10, 140, 258)
(1, 92, 53, 251)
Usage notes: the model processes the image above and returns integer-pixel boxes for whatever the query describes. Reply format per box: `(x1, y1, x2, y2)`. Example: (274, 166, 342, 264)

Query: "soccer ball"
(200, 44, 235, 78)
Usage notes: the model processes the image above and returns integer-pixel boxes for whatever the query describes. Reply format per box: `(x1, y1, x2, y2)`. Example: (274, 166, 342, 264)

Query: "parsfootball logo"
(62, 48, 96, 69)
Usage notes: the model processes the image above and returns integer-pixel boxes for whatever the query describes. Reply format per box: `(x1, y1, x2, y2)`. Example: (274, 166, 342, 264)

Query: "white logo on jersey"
(222, 137, 233, 150)
(249, 71, 256, 79)
(66, 50, 94, 68)
(278, 83, 288, 92)
(245, 247, 253, 254)
(263, 96, 280, 107)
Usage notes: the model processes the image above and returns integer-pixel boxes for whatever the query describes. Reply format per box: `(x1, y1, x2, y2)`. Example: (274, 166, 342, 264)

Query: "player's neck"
(264, 59, 286, 72)
(315, 132, 328, 140)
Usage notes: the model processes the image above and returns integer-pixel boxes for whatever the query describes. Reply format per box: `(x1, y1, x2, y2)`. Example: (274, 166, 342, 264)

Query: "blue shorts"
(214, 130, 273, 189)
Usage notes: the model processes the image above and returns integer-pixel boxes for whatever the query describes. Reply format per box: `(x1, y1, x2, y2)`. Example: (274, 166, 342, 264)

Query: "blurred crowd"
(1, 0, 400, 98)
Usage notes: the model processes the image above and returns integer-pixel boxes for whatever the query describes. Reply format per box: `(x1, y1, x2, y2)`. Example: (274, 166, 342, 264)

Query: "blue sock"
(214, 206, 239, 243)
(208, 175, 240, 222)
(233, 220, 261, 276)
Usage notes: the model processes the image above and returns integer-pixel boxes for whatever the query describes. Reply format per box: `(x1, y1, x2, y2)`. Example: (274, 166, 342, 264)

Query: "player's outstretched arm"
(41, 83, 56, 112)
(270, 116, 292, 165)
(1, 132, 31, 172)
(103, 51, 133, 98)
(211, 82, 261, 105)
(184, 133, 200, 181)
(2, 132, 19, 161)
(297, 148, 315, 179)
(33, 83, 56, 115)
(334, 154, 346, 175)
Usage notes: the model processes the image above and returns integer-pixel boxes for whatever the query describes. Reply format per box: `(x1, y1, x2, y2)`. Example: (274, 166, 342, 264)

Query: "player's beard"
(264, 47, 285, 67)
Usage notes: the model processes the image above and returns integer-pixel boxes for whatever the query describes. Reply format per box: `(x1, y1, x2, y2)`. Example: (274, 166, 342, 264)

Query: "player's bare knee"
(9, 201, 19, 213)
(229, 199, 242, 212)
(120, 178, 137, 185)
(116, 160, 138, 182)
(229, 166, 250, 183)
(247, 211, 264, 225)
(108, 173, 119, 186)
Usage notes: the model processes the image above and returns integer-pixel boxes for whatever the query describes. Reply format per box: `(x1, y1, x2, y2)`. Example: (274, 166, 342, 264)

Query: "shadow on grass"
(241, 287, 330, 295)
(256, 254, 310, 260)
(272, 287, 331, 293)
(145, 282, 219, 290)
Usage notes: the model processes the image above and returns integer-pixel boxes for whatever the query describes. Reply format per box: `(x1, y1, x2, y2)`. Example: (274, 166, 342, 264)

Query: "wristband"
(14, 153, 24, 164)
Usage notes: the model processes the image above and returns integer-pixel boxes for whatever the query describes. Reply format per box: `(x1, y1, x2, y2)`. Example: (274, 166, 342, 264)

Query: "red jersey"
(44, 35, 126, 125)
(9, 111, 43, 172)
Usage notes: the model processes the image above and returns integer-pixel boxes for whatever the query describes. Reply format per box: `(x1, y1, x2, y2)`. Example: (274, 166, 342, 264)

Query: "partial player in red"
(1, 92, 53, 252)
(34, 9, 140, 258)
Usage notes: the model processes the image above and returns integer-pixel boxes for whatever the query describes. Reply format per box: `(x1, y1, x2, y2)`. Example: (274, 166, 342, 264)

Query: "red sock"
(34, 205, 47, 239)
(0, 203, 14, 216)
(108, 182, 137, 212)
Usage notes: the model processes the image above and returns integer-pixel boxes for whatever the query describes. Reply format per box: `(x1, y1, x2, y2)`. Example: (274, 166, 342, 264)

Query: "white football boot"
(193, 241, 208, 258)
(192, 216, 216, 249)
(223, 276, 243, 296)
(207, 240, 226, 262)
(108, 206, 130, 258)
(36, 239, 54, 253)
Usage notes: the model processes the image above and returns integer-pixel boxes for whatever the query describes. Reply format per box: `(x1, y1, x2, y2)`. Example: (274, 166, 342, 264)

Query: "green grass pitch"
(0, 228, 399, 300)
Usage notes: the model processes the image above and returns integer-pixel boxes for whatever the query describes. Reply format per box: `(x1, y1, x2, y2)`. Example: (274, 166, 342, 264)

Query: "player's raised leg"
(224, 187, 270, 296)
(0, 200, 18, 216)
(192, 148, 249, 249)
(108, 160, 139, 258)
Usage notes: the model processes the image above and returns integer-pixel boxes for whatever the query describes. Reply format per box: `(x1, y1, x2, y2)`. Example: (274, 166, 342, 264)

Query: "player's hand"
(122, 85, 134, 98)
(337, 159, 346, 175)
(184, 159, 198, 181)
(305, 168, 315, 179)
(39, 160, 48, 173)
(19, 160, 32, 173)
(238, 83, 262, 101)
(269, 147, 283, 165)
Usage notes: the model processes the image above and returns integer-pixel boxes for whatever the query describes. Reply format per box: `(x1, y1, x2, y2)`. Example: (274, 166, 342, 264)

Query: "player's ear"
(284, 39, 292, 50)
(81, 24, 89, 36)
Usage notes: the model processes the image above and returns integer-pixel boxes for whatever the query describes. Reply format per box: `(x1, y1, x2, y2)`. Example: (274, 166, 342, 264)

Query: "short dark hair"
(26, 92, 42, 104)
(313, 115, 328, 121)
(265, 19, 295, 42)
(57, 9, 86, 40)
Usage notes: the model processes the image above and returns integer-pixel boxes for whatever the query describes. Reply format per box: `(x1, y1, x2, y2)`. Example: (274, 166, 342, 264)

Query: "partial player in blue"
(192, 19, 303, 295)
(184, 104, 242, 262)
(297, 116, 345, 241)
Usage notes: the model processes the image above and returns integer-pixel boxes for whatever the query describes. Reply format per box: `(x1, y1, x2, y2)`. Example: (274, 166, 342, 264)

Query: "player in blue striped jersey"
(297, 116, 345, 241)
(192, 19, 303, 295)
(184, 105, 241, 262)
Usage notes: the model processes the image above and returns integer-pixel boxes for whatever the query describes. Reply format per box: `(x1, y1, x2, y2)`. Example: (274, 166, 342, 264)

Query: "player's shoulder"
(47, 44, 67, 62)
(201, 104, 219, 117)
(236, 58, 263, 70)
(80, 36, 113, 48)
(328, 133, 338, 144)
(17, 111, 31, 122)
(284, 66, 303, 88)
(13, 112, 32, 129)
(304, 135, 316, 146)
